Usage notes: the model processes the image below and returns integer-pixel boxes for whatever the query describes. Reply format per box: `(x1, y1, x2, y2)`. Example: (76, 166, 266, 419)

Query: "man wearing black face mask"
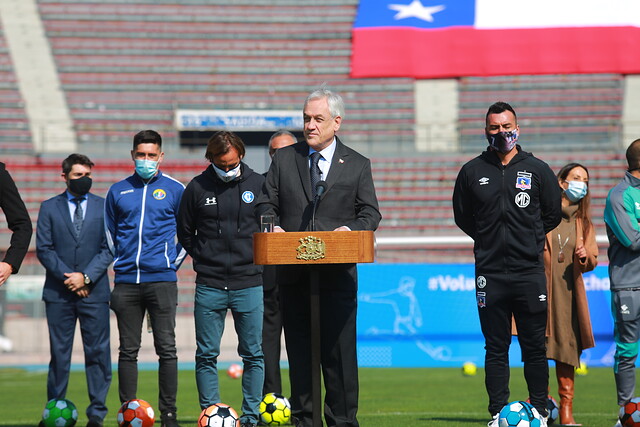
(36, 153, 113, 427)
(452, 102, 562, 426)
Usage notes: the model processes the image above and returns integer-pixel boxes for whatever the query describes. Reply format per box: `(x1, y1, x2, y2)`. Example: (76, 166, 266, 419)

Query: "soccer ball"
(259, 393, 291, 425)
(620, 397, 640, 426)
(198, 403, 240, 427)
(117, 399, 155, 427)
(526, 395, 559, 424)
(227, 363, 243, 379)
(462, 361, 477, 376)
(42, 399, 78, 427)
(575, 361, 588, 376)
(498, 400, 543, 427)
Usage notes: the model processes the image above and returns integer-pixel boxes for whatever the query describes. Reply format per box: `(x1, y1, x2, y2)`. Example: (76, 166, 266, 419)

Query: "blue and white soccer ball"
(498, 400, 543, 427)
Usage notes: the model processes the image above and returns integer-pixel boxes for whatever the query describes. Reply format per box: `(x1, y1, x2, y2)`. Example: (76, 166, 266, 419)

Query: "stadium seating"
(0, 23, 34, 155)
(36, 0, 414, 153)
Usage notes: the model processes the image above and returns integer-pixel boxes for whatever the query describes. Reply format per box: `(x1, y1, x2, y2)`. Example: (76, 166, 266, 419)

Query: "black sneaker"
(161, 412, 180, 427)
(86, 416, 103, 427)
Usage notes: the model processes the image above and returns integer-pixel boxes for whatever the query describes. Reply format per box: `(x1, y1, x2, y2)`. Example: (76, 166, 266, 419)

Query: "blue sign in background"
(356, 264, 614, 367)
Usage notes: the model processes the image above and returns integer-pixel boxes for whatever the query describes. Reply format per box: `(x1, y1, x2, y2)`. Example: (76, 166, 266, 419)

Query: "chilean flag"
(351, 0, 640, 78)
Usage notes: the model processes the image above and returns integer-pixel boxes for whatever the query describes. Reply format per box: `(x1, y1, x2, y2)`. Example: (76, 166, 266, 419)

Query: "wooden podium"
(253, 230, 375, 427)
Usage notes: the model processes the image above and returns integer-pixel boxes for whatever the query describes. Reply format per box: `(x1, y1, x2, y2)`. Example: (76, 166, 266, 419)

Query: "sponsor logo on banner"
(427, 274, 475, 291)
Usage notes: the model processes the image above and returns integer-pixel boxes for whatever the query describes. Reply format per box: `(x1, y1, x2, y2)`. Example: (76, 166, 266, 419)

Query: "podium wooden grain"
(253, 230, 375, 427)
(253, 230, 374, 265)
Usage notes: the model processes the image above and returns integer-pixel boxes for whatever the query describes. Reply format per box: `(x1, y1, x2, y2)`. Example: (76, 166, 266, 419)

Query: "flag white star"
(388, 0, 445, 22)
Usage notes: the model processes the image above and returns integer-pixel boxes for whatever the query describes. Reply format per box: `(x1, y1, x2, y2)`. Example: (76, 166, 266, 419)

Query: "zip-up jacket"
(452, 145, 562, 274)
(105, 170, 186, 284)
(604, 171, 640, 289)
(177, 163, 264, 289)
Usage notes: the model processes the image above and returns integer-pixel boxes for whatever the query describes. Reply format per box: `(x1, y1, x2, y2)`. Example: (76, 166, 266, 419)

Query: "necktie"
(310, 152, 322, 198)
(72, 197, 85, 237)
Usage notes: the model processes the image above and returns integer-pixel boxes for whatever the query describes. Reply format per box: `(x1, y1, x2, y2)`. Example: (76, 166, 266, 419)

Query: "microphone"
(311, 180, 327, 231)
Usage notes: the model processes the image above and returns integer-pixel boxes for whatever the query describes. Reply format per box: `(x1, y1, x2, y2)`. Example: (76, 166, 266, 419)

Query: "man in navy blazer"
(36, 154, 113, 427)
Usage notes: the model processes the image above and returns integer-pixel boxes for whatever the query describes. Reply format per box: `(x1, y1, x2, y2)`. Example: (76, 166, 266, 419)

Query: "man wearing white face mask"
(105, 130, 186, 427)
(453, 102, 562, 426)
(177, 131, 265, 427)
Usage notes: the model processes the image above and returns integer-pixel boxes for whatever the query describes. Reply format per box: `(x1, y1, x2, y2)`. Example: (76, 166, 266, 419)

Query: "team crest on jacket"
(242, 191, 254, 203)
(515, 171, 532, 190)
(477, 291, 486, 308)
(153, 189, 166, 200)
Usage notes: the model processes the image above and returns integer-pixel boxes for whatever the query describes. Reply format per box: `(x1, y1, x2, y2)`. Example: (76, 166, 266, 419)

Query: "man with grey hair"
(262, 129, 296, 397)
(257, 89, 381, 427)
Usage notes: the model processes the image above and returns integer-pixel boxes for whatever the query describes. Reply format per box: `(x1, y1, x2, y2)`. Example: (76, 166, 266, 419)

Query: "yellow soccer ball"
(462, 362, 477, 376)
(575, 361, 588, 376)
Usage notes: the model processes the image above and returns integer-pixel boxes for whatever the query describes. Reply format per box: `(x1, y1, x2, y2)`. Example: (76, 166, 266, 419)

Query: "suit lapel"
(56, 193, 77, 239)
(294, 143, 313, 201)
(79, 194, 98, 239)
(324, 137, 349, 197)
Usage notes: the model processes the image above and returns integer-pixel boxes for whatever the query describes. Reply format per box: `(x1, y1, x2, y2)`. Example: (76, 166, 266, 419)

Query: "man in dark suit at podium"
(256, 88, 381, 427)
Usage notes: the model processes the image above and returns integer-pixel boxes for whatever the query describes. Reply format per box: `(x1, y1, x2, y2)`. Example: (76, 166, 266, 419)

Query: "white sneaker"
(487, 413, 499, 427)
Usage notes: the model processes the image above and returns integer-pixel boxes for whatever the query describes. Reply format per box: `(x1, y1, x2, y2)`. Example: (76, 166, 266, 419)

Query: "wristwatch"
(83, 273, 91, 285)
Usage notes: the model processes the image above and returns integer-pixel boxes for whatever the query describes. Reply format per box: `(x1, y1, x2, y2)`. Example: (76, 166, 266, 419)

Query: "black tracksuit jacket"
(177, 163, 264, 289)
(452, 145, 562, 274)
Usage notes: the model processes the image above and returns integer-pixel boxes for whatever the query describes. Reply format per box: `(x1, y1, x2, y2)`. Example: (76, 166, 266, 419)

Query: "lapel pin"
(339, 158, 344, 164)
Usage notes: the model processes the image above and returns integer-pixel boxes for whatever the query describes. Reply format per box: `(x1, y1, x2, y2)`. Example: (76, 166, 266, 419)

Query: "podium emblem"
(296, 236, 326, 261)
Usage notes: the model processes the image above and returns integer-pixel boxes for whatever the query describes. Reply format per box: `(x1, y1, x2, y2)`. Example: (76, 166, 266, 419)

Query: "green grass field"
(0, 367, 622, 426)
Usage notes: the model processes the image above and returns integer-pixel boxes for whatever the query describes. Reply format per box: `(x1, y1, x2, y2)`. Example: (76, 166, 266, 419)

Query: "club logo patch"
(152, 189, 166, 200)
(479, 177, 489, 186)
(515, 192, 530, 208)
(515, 171, 532, 190)
(477, 292, 486, 308)
(242, 191, 255, 203)
(476, 276, 486, 289)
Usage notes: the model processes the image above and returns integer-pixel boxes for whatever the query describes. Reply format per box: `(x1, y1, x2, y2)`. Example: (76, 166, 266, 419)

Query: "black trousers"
(262, 281, 284, 395)
(110, 282, 178, 417)
(281, 283, 359, 427)
(476, 271, 548, 418)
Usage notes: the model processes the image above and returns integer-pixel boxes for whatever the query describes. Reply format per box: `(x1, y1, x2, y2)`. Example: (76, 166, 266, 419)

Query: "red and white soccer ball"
(198, 403, 240, 427)
(620, 398, 640, 427)
(117, 399, 155, 427)
(227, 363, 243, 379)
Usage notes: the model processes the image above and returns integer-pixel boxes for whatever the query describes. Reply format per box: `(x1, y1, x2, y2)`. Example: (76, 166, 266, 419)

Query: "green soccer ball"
(42, 398, 78, 427)
(259, 393, 291, 426)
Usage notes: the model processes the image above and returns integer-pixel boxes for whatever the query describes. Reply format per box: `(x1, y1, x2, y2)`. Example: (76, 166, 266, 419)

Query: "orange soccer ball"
(117, 399, 155, 427)
(198, 403, 240, 427)
(227, 363, 243, 379)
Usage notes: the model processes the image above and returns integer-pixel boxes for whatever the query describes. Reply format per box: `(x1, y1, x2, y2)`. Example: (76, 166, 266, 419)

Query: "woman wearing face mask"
(545, 162, 597, 426)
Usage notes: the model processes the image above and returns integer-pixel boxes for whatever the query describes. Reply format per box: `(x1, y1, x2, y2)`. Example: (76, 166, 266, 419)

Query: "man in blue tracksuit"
(105, 130, 186, 427)
(604, 138, 640, 426)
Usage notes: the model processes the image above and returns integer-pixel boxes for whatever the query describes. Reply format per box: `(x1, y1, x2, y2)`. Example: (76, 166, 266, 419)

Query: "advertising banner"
(357, 264, 613, 367)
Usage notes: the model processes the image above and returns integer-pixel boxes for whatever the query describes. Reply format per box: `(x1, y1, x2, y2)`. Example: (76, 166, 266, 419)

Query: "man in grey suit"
(36, 154, 113, 427)
(257, 88, 381, 427)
